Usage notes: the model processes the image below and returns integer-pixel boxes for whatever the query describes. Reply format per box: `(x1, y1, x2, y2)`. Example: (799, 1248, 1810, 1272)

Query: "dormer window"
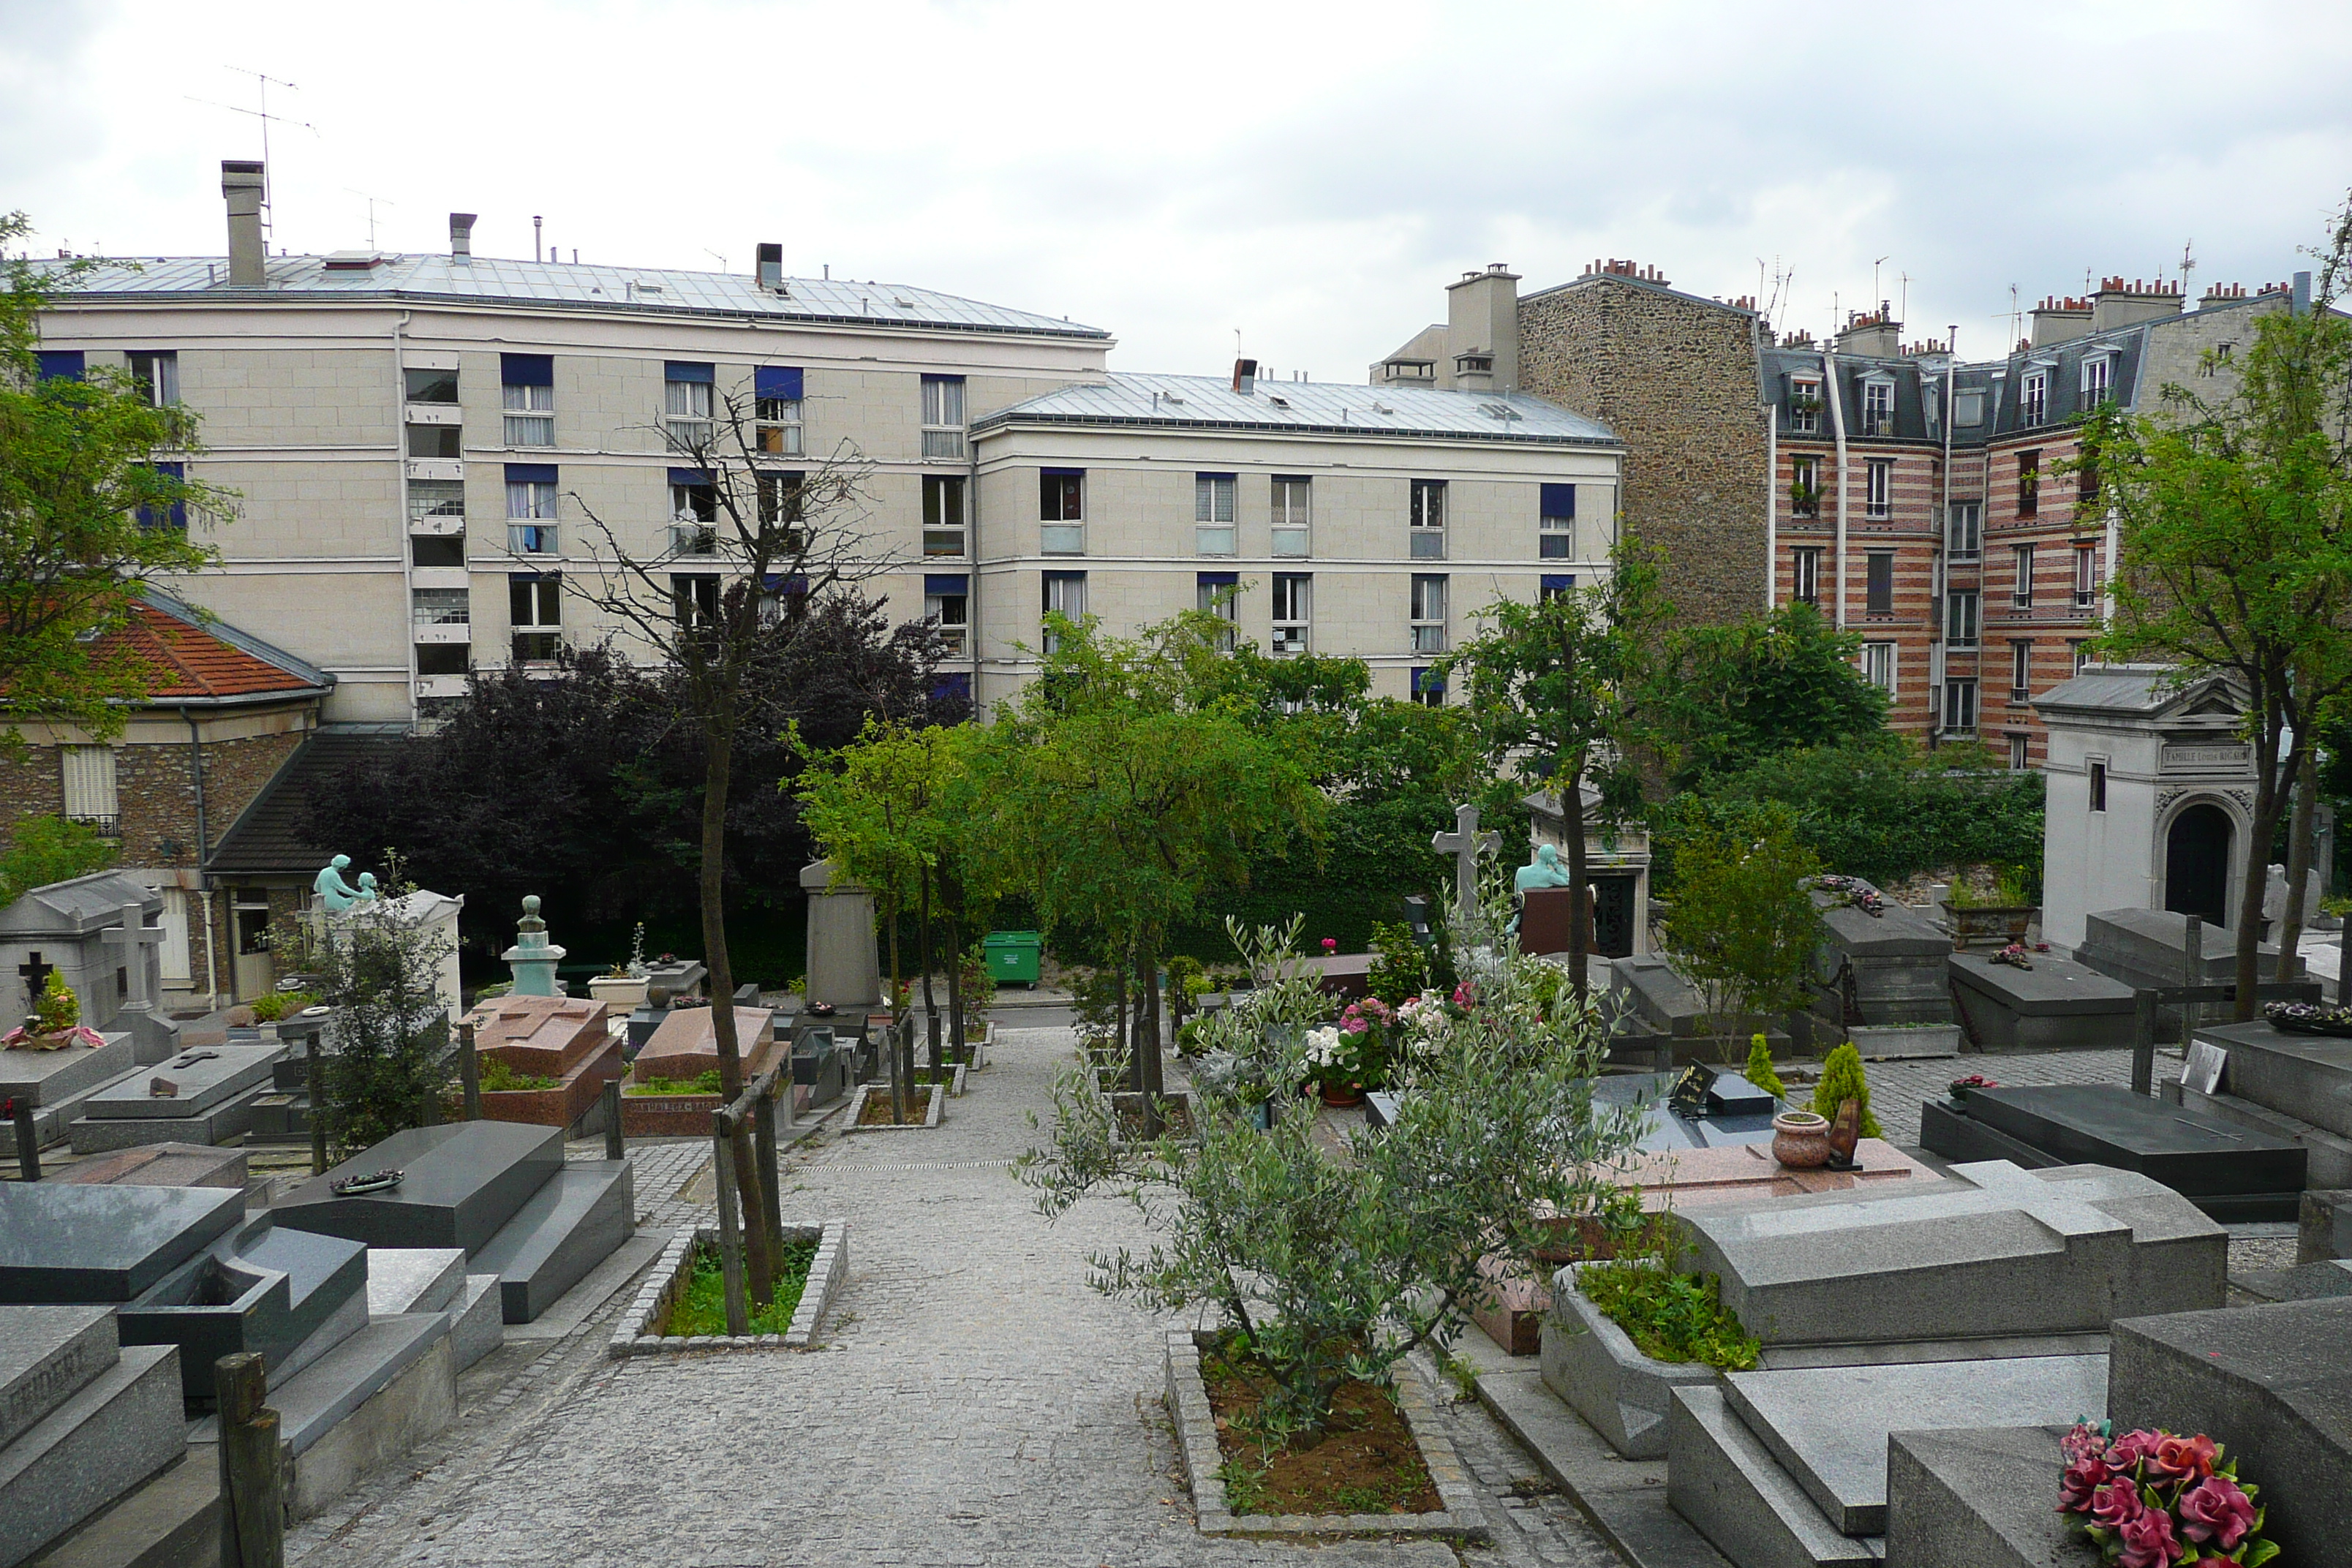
(1788, 377, 1822, 433)
(2081, 354, 2113, 409)
(1861, 379, 1894, 437)
(2021, 369, 2050, 427)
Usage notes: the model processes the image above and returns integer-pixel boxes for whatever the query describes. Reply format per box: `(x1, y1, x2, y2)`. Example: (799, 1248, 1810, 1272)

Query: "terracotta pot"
(1771, 1110, 1833, 1169)
(1319, 1082, 1365, 1108)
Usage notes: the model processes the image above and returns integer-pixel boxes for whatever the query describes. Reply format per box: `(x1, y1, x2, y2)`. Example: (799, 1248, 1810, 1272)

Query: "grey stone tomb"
(0, 1182, 244, 1303)
(800, 859, 881, 1009)
(67, 1039, 289, 1153)
(1945, 949, 2136, 1051)
(1812, 891, 1953, 1028)
(0, 873, 175, 1062)
(0, 1305, 184, 1568)
(2180, 1018, 2352, 1191)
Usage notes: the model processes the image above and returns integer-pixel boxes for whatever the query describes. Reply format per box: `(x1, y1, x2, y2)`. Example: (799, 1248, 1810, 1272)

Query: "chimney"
(449, 213, 477, 260)
(220, 160, 265, 287)
(2089, 276, 2182, 333)
(1444, 263, 1519, 392)
(1232, 357, 1257, 395)
(2293, 270, 2313, 318)
(1833, 303, 1901, 358)
(756, 242, 785, 293)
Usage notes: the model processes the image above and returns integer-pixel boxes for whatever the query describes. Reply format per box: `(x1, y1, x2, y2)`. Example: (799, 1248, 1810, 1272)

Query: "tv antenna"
(186, 68, 317, 236)
(2179, 238, 2196, 301)
(344, 189, 395, 249)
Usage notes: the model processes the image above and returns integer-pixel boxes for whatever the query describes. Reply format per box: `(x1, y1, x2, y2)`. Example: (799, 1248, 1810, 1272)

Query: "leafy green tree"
(1441, 538, 1671, 992)
(0, 813, 116, 905)
(2087, 198, 2352, 1015)
(1659, 600, 1888, 782)
(1656, 802, 1823, 1058)
(1, 214, 225, 750)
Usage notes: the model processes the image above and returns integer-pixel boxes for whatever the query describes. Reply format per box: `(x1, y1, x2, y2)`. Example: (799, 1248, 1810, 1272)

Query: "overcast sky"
(6, 1, 2350, 378)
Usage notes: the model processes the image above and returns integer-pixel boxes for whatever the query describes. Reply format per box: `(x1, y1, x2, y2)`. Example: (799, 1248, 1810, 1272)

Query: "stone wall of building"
(0, 726, 307, 870)
(1516, 278, 1768, 626)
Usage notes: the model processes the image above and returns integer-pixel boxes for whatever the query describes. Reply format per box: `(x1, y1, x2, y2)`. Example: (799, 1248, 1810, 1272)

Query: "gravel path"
(288, 1027, 1621, 1568)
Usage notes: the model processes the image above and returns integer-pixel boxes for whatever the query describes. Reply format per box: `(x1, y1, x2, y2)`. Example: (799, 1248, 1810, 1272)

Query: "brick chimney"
(1833, 304, 1900, 358)
(221, 160, 265, 287)
(2031, 295, 2093, 347)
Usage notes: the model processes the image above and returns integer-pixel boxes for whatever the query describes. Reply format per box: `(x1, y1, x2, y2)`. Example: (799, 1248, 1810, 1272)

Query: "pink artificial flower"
(2114, 1506, 2179, 1568)
(2087, 1477, 2145, 1531)
(1452, 983, 1473, 1007)
(2057, 1455, 2113, 1511)
(2059, 1422, 2111, 1466)
(1340, 1015, 1368, 1034)
(1321, 938, 1338, 954)
(2106, 1428, 2163, 1472)
(2176, 1475, 2258, 1549)
(2150, 1433, 2219, 1483)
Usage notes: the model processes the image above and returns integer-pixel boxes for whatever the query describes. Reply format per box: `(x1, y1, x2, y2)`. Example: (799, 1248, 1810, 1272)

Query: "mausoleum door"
(2163, 804, 2233, 927)
(1592, 875, 1636, 959)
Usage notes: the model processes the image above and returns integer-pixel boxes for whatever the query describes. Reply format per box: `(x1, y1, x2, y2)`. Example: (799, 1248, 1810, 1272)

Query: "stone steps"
(1667, 1385, 1880, 1568)
(472, 1161, 633, 1323)
(23, 1453, 218, 1568)
(0, 1343, 184, 1568)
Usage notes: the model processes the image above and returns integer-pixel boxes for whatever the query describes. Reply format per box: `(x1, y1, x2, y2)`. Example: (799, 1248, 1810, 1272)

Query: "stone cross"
(17, 950, 53, 1021)
(1431, 803, 1501, 913)
(101, 902, 165, 1012)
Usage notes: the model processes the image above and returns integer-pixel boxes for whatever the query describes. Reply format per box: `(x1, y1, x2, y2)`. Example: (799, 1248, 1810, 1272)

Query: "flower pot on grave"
(1771, 1110, 1832, 1169)
(1942, 903, 2038, 951)
(1319, 1082, 1365, 1108)
(588, 975, 649, 1011)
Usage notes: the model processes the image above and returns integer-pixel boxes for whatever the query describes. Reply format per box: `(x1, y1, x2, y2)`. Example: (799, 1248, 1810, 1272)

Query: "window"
(1954, 389, 1986, 427)
(1271, 573, 1311, 654)
(1195, 473, 1237, 556)
(416, 644, 468, 676)
(2021, 370, 2048, 427)
(925, 573, 969, 657)
(1539, 483, 1576, 559)
(35, 350, 83, 382)
(1040, 470, 1084, 554)
(61, 746, 118, 837)
(669, 468, 717, 555)
(1539, 573, 1576, 602)
(1196, 571, 1239, 649)
(755, 367, 804, 455)
(664, 362, 715, 451)
(2089, 760, 2108, 811)
(1944, 677, 1978, 733)
(2008, 733, 2030, 769)
(408, 478, 465, 522)
(1409, 479, 1447, 559)
(1791, 546, 1821, 606)
(1861, 378, 1893, 436)
(2018, 451, 2041, 517)
(2073, 641, 2094, 672)
(1041, 570, 1086, 652)
(136, 461, 186, 532)
(1788, 377, 1822, 434)
(1411, 667, 1446, 708)
(1410, 574, 1448, 653)
(1947, 501, 1980, 560)
(1946, 588, 1979, 647)
(2076, 447, 2101, 502)
(757, 472, 806, 551)
(1791, 455, 1821, 519)
(2074, 545, 2098, 610)
(127, 350, 178, 407)
(1271, 476, 1311, 557)
(2081, 355, 2111, 408)
(923, 475, 968, 557)
(671, 573, 720, 631)
(505, 465, 558, 555)
(2010, 640, 2033, 701)
(510, 574, 562, 661)
(1866, 551, 1894, 616)
(404, 366, 458, 404)
(232, 891, 271, 958)
(412, 587, 470, 627)
(1861, 641, 1896, 693)
(501, 353, 554, 447)
(1865, 458, 1892, 519)
(2013, 544, 2036, 608)
(412, 535, 464, 568)
(921, 374, 966, 460)
(407, 423, 464, 459)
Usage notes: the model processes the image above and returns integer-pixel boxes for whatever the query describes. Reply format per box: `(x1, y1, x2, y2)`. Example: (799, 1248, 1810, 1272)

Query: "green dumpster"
(984, 930, 1042, 987)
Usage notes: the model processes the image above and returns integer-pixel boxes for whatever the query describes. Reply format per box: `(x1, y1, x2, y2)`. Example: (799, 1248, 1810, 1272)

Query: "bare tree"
(558, 382, 900, 1303)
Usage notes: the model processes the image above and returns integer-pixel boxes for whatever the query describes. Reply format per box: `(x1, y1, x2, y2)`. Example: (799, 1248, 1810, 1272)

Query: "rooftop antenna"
(1899, 271, 1910, 328)
(2179, 238, 2196, 300)
(704, 249, 726, 273)
(184, 72, 317, 239)
(344, 189, 395, 249)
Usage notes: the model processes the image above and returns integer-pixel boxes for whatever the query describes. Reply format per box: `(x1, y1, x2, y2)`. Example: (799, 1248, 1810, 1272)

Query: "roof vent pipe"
(1232, 357, 1257, 395)
(449, 213, 477, 260)
(220, 160, 265, 287)
(756, 242, 785, 293)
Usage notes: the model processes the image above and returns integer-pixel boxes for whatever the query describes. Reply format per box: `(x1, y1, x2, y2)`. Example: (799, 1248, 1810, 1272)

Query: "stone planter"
(1943, 904, 2037, 951)
(478, 1036, 626, 1130)
(1163, 1330, 1486, 1540)
(1771, 1110, 1832, 1169)
(1847, 1022, 1964, 1060)
(588, 975, 649, 1011)
(618, 1090, 725, 1138)
(1538, 1260, 1719, 1458)
(607, 1219, 848, 1356)
(843, 1082, 943, 1131)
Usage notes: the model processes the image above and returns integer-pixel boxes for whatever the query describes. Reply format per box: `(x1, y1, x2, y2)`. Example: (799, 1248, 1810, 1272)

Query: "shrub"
(1577, 1262, 1760, 1371)
(1810, 1041, 1884, 1139)
(478, 1056, 560, 1093)
(0, 815, 117, 905)
(32, 969, 78, 1034)
(1744, 1033, 1787, 1098)
(249, 990, 319, 1023)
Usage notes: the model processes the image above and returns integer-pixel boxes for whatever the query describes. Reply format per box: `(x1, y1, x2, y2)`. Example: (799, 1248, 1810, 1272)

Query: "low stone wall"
(608, 1219, 848, 1356)
(843, 1082, 942, 1131)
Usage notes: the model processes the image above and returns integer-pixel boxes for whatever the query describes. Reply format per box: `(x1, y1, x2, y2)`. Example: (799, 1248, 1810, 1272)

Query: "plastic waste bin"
(983, 930, 1042, 987)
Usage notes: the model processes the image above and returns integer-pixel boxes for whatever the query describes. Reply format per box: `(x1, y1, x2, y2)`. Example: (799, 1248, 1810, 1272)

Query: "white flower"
(1304, 1026, 1346, 1067)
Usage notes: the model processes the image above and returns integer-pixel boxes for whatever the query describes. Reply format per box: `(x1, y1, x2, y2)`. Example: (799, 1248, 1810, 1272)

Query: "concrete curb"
(606, 1218, 848, 1356)
(840, 1082, 943, 1131)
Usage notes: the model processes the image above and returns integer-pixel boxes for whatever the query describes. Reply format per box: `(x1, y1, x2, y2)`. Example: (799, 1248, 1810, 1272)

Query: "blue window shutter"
(921, 372, 964, 385)
(36, 350, 84, 381)
(755, 366, 802, 402)
(1196, 571, 1240, 588)
(139, 462, 187, 530)
(504, 463, 559, 484)
(1412, 667, 1442, 693)
(1194, 472, 1237, 481)
(932, 672, 972, 707)
(664, 361, 715, 385)
(1041, 467, 1085, 477)
(924, 573, 969, 596)
(500, 353, 554, 387)
(1540, 483, 1576, 519)
(668, 467, 710, 487)
(1540, 574, 1576, 592)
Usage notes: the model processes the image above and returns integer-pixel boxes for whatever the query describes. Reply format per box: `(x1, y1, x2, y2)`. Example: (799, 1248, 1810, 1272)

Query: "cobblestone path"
(289, 1027, 1622, 1568)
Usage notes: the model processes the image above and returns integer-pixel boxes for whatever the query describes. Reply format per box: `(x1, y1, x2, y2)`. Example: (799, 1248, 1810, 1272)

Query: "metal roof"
(41, 255, 1110, 341)
(973, 372, 1617, 446)
(2029, 664, 2244, 717)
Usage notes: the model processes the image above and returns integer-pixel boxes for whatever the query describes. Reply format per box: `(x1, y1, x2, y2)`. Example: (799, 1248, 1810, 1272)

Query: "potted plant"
(1304, 1024, 1370, 1106)
(1, 970, 105, 1051)
(1943, 865, 2040, 950)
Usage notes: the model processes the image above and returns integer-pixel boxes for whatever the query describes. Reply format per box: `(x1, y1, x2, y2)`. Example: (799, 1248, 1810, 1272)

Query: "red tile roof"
(105, 602, 331, 702)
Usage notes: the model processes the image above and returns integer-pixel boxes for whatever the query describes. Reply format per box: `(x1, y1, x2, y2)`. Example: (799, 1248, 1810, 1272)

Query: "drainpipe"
(1763, 394, 1779, 612)
(1822, 343, 1850, 627)
(967, 437, 982, 711)
(180, 706, 218, 1008)
(1935, 332, 1956, 723)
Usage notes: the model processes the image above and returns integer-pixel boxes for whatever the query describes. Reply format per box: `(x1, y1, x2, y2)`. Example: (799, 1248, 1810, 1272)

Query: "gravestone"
(498, 896, 565, 997)
(630, 1006, 780, 1087)
(1921, 1084, 2306, 1220)
(0, 1182, 244, 1303)
(67, 1040, 287, 1153)
(1606, 955, 1793, 1061)
(1431, 802, 1500, 914)
(460, 993, 621, 1128)
(1676, 1158, 2225, 1349)
(57, 1141, 248, 1189)
(2075, 907, 2294, 1041)
(1946, 949, 2136, 1050)
(0, 1306, 184, 1568)
(800, 860, 881, 1009)
(121, 1215, 372, 1401)
(1812, 890, 1953, 1027)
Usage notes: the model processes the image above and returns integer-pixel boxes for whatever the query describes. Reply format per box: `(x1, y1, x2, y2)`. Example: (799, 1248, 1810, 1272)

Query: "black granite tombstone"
(1598, 1065, 1782, 1152)
(0, 1183, 244, 1303)
(272, 1121, 565, 1251)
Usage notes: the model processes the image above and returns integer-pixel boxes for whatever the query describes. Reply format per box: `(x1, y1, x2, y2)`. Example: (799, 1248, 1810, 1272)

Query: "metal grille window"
(127, 351, 178, 407)
(507, 477, 558, 556)
(409, 479, 465, 521)
(664, 363, 715, 451)
(2075, 546, 2098, 610)
(412, 587, 470, 627)
(1946, 588, 1980, 648)
(921, 375, 967, 460)
(1539, 483, 1575, 560)
(1792, 546, 1821, 606)
(1271, 573, 1311, 654)
(510, 576, 562, 661)
(1410, 573, 1447, 653)
(1195, 474, 1236, 557)
(2013, 545, 2036, 608)
(1944, 678, 1978, 733)
(1866, 459, 1893, 519)
(923, 475, 968, 557)
(61, 746, 118, 837)
(2021, 371, 2048, 427)
(1409, 480, 1447, 559)
(1946, 501, 1980, 559)
(1040, 470, 1084, 555)
(1866, 551, 1894, 616)
(404, 366, 458, 404)
(1792, 455, 1821, 519)
(1862, 379, 1893, 436)
(1788, 377, 1822, 434)
(1271, 477, 1311, 557)
(1861, 642, 1896, 693)
(1042, 570, 1086, 653)
(2010, 640, 2033, 701)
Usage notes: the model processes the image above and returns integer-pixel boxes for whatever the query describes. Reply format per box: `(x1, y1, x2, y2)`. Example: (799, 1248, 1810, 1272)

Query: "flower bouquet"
(2057, 1421, 2275, 1567)
(1303, 1025, 1371, 1106)
(1992, 941, 2035, 971)
(1948, 1072, 1999, 1104)
(1814, 874, 1885, 917)
(2265, 999, 2352, 1037)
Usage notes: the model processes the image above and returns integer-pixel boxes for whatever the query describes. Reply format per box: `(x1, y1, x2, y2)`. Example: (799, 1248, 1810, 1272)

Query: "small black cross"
(17, 951, 53, 1002)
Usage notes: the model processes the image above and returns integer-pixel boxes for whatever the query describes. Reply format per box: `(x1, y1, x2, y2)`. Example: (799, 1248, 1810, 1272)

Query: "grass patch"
(660, 1236, 819, 1337)
(478, 1057, 560, 1093)
(1199, 1334, 1441, 1518)
(857, 1085, 934, 1125)
(1576, 1264, 1760, 1371)
(625, 1068, 725, 1096)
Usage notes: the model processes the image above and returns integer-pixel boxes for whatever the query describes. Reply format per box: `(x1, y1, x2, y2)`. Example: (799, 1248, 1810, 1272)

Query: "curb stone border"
(1163, 1330, 1488, 1541)
(608, 1218, 848, 1356)
(842, 1082, 944, 1131)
